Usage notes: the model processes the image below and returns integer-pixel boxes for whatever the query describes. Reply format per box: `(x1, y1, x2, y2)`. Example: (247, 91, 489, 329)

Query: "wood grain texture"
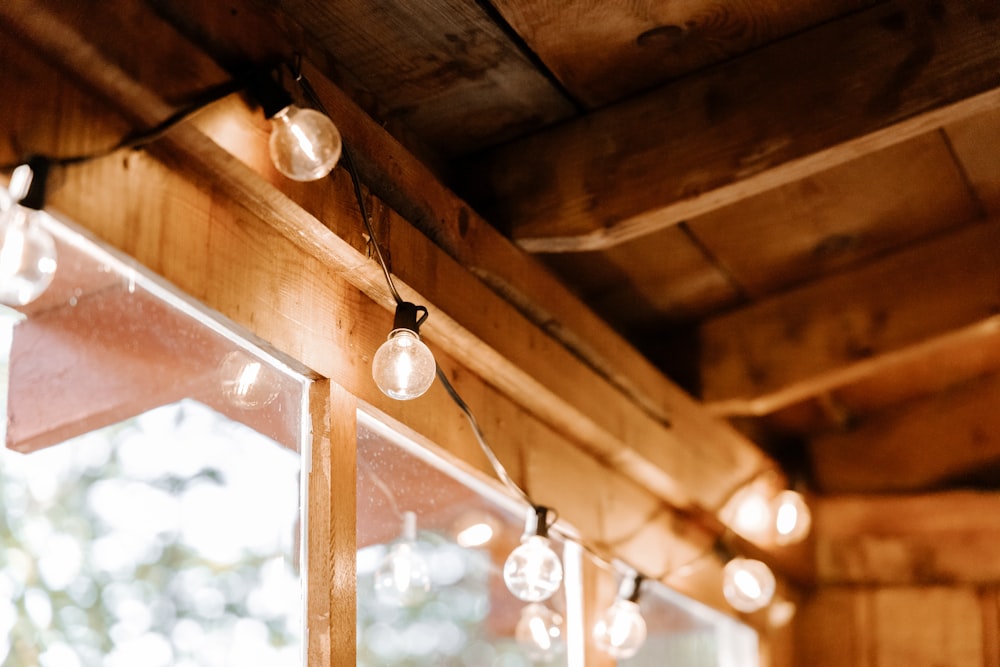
(271, 0, 574, 156)
(817, 493, 1000, 585)
(489, 0, 874, 107)
(700, 219, 1000, 415)
(0, 0, 801, 595)
(811, 373, 1000, 494)
(538, 224, 741, 330)
(463, 0, 1000, 252)
(947, 105, 1000, 218)
(686, 133, 981, 298)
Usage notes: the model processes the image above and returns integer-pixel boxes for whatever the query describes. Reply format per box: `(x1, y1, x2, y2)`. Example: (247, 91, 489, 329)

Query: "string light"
(504, 506, 563, 602)
(515, 603, 565, 660)
(722, 556, 776, 613)
(0, 55, 799, 626)
(771, 489, 812, 546)
(247, 69, 342, 182)
(374, 510, 432, 607)
(0, 159, 57, 307)
(372, 302, 436, 400)
(593, 571, 647, 659)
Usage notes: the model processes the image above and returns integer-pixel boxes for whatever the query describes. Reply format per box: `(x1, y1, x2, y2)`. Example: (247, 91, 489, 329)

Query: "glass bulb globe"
(503, 534, 563, 602)
(772, 490, 812, 545)
(594, 598, 647, 659)
(372, 328, 436, 400)
(268, 105, 342, 181)
(374, 512, 431, 607)
(515, 603, 565, 660)
(723, 557, 776, 613)
(0, 205, 57, 306)
(218, 350, 280, 409)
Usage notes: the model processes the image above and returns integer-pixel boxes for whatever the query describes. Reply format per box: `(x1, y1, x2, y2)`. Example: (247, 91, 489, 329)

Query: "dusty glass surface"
(0, 212, 308, 666)
(357, 415, 577, 666)
(620, 583, 758, 667)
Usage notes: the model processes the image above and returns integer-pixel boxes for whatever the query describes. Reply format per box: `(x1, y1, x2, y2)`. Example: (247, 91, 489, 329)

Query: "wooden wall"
(797, 586, 1000, 667)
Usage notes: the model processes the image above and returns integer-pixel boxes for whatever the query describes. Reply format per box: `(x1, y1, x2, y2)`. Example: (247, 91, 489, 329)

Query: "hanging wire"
(434, 365, 535, 508)
(288, 58, 785, 598)
(290, 62, 403, 306)
(1, 73, 254, 172)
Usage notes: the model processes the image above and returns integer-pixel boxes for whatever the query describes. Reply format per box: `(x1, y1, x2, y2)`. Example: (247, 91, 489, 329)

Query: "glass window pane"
(1, 213, 308, 666)
(357, 414, 577, 667)
(621, 584, 758, 667)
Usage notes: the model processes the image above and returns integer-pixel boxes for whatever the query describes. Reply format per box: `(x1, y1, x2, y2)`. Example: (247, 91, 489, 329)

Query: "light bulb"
(218, 350, 279, 409)
(771, 490, 812, 545)
(504, 506, 563, 602)
(268, 105, 342, 181)
(504, 534, 563, 602)
(723, 557, 776, 613)
(594, 598, 647, 659)
(0, 162, 56, 307)
(515, 603, 565, 660)
(372, 328, 436, 400)
(728, 487, 773, 541)
(374, 511, 431, 607)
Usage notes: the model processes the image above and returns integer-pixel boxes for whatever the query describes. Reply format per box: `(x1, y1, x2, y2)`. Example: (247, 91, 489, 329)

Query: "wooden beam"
(487, 0, 874, 108)
(137, 0, 758, 530)
(0, 0, 800, 580)
(307, 380, 356, 664)
(811, 373, 1000, 494)
(700, 219, 1000, 416)
(816, 492, 1000, 585)
(462, 0, 1000, 252)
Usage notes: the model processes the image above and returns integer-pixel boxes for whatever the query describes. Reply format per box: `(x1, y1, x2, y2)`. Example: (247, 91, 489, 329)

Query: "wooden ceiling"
(148, 0, 1000, 499)
(6, 0, 1000, 533)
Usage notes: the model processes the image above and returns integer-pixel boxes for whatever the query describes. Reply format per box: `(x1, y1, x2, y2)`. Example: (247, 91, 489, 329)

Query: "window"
(1, 215, 308, 666)
(356, 414, 581, 666)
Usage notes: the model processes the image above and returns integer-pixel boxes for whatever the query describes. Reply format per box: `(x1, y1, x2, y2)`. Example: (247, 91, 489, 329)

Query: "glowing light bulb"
(268, 105, 342, 181)
(515, 603, 565, 660)
(728, 487, 773, 541)
(374, 511, 431, 607)
(594, 598, 647, 659)
(723, 557, 776, 613)
(0, 163, 56, 307)
(771, 490, 812, 545)
(372, 329, 436, 399)
(504, 506, 563, 602)
(372, 302, 436, 400)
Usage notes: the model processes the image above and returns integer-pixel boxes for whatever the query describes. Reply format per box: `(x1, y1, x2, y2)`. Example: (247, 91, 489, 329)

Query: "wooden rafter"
(811, 373, 1000, 494)
(463, 0, 1000, 252)
(699, 219, 1000, 416)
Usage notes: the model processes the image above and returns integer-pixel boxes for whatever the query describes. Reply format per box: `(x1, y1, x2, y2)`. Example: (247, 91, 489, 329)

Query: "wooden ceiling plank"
(268, 0, 575, 156)
(810, 373, 1000, 494)
(488, 0, 875, 107)
(0, 0, 801, 572)
(462, 0, 1000, 252)
(700, 219, 1000, 415)
(816, 492, 1000, 585)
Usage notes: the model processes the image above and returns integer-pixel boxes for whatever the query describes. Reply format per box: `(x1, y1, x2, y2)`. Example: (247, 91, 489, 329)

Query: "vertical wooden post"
(308, 379, 357, 665)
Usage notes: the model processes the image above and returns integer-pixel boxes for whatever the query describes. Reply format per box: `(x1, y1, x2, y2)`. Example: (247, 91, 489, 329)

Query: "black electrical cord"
(1, 72, 256, 172)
